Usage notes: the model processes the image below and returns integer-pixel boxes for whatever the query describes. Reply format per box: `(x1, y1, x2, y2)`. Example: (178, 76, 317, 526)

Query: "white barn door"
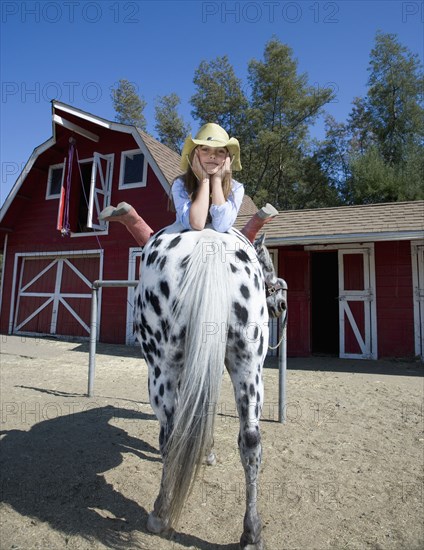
(338, 246, 377, 359)
(411, 241, 424, 360)
(87, 153, 114, 230)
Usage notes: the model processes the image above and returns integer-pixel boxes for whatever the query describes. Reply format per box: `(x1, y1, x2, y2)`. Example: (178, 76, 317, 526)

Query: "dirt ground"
(0, 335, 423, 550)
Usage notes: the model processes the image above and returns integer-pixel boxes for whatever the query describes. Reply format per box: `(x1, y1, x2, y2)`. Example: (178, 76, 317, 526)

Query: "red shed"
(236, 202, 424, 360)
(0, 101, 257, 345)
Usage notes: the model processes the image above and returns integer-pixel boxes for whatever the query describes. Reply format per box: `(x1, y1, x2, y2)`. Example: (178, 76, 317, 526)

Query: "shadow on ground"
(0, 405, 238, 549)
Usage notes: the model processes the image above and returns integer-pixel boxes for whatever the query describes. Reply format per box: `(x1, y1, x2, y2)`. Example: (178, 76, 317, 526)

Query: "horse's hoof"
(204, 452, 216, 466)
(147, 512, 169, 534)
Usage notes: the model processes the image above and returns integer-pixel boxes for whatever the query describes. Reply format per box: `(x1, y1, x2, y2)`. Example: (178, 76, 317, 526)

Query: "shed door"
(412, 242, 424, 360)
(280, 251, 310, 356)
(338, 248, 377, 359)
(13, 255, 100, 337)
(87, 153, 113, 231)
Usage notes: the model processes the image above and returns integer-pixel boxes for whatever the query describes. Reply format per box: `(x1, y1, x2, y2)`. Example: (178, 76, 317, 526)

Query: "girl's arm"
(209, 181, 245, 232)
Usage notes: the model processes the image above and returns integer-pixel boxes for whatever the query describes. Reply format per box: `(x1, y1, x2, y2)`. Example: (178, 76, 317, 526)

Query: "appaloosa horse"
(134, 222, 286, 549)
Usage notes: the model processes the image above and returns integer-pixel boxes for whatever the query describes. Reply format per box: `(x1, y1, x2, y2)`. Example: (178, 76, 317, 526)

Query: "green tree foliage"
(367, 32, 423, 166)
(190, 39, 336, 209)
(111, 79, 147, 130)
(191, 55, 249, 137)
(320, 32, 423, 204)
(154, 94, 190, 154)
(244, 38, 336, 208)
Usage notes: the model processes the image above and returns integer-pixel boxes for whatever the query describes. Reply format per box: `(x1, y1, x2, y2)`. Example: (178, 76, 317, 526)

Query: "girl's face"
(196, 145, 229, 175)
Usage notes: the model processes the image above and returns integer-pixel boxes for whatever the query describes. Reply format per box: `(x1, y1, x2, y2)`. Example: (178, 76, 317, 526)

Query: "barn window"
(46, 162, 65, 199)
(119, 150, 146, 189)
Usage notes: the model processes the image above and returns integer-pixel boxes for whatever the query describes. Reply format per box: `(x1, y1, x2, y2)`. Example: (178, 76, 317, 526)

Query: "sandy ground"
(0, 335, 423, 550)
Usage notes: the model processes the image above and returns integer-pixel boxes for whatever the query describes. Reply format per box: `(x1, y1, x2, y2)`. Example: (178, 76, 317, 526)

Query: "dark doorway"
(311, 251, 339, 355)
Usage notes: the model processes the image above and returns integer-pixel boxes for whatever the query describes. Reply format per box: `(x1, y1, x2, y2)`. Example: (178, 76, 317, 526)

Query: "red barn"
(0, 101, 257, 346)
(1, 102, 423, 361)
(236, 202, 424, 360)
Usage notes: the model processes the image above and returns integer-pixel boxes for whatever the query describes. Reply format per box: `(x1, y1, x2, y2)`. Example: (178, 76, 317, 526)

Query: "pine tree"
(111, 79, 147, 130)
(245, 38, 335, 208)
(190, 55, 249, 137)
(154, 94, 190, 154)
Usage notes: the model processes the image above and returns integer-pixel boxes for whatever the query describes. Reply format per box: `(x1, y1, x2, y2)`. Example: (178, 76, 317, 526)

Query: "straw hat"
(180, 123, 242, 171)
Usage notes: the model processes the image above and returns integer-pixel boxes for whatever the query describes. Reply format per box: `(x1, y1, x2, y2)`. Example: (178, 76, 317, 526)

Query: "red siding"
(0, 123, 174, 344)
(375, 241, 414, 357)
(279, 250, 311, 356)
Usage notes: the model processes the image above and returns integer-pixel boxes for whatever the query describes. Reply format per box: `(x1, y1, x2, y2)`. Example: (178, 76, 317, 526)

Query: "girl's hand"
(191, 150, 209, 182)
(211, 154, 231, 187)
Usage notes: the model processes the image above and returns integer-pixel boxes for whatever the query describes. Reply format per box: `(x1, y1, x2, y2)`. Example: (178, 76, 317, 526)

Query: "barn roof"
(235, 200, 424, 245)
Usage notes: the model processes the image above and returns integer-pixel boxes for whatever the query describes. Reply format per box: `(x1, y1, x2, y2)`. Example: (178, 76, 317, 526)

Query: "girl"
(100, 123, 277, 244)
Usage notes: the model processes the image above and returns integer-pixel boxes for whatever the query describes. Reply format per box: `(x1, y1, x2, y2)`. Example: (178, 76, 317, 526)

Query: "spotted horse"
(134, 221, 286, 549)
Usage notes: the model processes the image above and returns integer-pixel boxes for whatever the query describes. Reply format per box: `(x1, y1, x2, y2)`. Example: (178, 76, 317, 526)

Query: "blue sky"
(1, 0, 422, 205)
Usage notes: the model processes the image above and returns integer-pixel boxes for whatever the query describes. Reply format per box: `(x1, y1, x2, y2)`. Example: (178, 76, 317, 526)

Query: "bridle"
(265, 280, 287, 299)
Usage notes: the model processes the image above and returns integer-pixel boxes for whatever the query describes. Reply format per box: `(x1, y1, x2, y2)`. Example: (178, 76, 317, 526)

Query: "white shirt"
(171, 177, 245, 233)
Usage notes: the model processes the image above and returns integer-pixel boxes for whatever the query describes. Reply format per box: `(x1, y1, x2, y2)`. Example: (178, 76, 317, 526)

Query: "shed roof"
(235, 200, 424, 245)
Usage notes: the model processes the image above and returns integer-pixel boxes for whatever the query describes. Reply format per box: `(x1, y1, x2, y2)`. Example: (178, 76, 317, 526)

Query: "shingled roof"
(234, 200, 424, 245)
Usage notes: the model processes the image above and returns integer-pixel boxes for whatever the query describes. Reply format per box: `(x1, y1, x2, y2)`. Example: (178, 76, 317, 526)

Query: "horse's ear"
(254, 233, 266, 248)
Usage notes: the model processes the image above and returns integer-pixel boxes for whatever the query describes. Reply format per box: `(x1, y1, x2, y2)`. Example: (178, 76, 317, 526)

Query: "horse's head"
(253, 234, 287, 319)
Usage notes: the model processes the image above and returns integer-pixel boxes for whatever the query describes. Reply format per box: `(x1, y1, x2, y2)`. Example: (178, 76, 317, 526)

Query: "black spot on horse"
(173, 351, 183, 363)
(245, 266, 251, 277)
(149, 292, 162, 316)
(146, 250, 159, 266)
(249, 383, 255, 397)
(148, 338, 157, 355)
(159, 383, 164, 397)
(254, 273, 260, 290)
(234, 302, 248, 325)
(158, 256, 167, 270)
(240, 284, 250, 300)
(168, 236, 182, 249)
(257, 334, 264, 356)
(235, 249, 250, 263)
(230, 263, 238, 273)
(151, 237, 163, 249)
(155, 330, 162, 343)
(154, 366, 161, 378)
(253, 326, 259, 340)
(160, 280, 170, 299)
(140, 313, 153, 335)
(237, 339, 246, 350)
(245, 431, 261, 449)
